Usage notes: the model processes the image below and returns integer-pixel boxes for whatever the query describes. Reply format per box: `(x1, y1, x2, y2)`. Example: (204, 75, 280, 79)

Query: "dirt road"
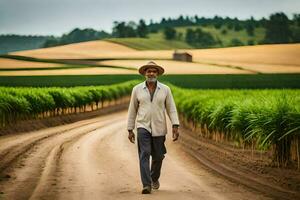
(0, 110, 271, 200)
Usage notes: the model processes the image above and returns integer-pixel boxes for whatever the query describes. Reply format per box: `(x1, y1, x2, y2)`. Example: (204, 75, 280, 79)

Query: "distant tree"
(194, 15, 200, 24)
(264, 12, 292, 43)
(0, 35, 51, 53)
(137, 19, 148, 38)
(247, 39, 255, 45)
(112, 21, 137, 37)
(230, 38, 244, 46)
(176, 32, 183, 40)
(213, 15, 223, 29)
(227, 23, 233, 30)
(126, 21, 138, 37)
(234, 23, 243, 31)
(164, 27, 176, 40)
(221, 29, 227, 35)
(245, 23, 255, 36)
(293, 14, 300, 26)
(60, 28, 102, 44)
(185, 28, 217, 48)
(216, 36, 223, 46)
(214, 23, 222, 29)
(161, 18, 167, 25)
(185, 28, 195, 44)
(43, 28, 110, 48)
(259, 17, 268, 27)
(112, 22, 126, 37)
(43, 37, 59, 47)
(291, 27, 300, 42)
(177, 15, 185, 26)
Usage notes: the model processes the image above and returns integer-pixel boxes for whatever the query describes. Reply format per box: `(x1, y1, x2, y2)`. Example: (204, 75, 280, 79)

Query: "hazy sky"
(1, 0, 299, 36)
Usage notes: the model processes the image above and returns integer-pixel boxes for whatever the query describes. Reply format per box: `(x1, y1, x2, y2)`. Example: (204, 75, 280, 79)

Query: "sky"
(0, 0, 299, 36)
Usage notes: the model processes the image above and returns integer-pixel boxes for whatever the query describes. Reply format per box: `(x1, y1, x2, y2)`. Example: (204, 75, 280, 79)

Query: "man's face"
(145, 67, 158, 82)
(145, 67, 158, 79)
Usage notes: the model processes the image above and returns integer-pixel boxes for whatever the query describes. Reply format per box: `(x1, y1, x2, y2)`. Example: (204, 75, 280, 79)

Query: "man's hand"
(128, 130, 135, 144)
(172, 127, 179, 141)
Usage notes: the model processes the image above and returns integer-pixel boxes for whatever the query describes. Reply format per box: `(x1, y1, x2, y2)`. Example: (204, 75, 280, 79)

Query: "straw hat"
(138, 61, 165, 75)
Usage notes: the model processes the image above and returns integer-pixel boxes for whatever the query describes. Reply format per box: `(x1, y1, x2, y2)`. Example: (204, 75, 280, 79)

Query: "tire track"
(28, 128, 99, 200)
(179, 129, 300, 200)
(0, 112, 126, 200)
(0, 112, 124, 174)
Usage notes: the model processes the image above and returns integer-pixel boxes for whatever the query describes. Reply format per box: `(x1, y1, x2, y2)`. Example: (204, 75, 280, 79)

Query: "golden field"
(98, 60, 251, 74)
(0, 58, 62, 69)
(7, 41, 300, 74)
(10, 40, 138, 59)
(0, 67, 135, 76)
(186, 44, 300, 73)
(187, 44, 300, 66)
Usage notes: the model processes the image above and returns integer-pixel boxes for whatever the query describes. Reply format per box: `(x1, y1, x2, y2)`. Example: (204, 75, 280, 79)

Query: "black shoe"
(142, 186, 151, 194)
(152, 180, 160, 190)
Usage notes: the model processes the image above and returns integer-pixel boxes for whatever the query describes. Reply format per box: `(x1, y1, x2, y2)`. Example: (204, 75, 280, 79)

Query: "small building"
(173, 50, 193, 62)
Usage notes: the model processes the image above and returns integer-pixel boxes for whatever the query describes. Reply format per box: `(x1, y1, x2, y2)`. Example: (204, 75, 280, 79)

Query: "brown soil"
(0, 101, 129, 136)
(179, 125, 300, 200)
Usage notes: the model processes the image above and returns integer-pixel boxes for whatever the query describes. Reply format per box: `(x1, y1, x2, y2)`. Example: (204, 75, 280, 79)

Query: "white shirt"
(127, 80, 180, 136)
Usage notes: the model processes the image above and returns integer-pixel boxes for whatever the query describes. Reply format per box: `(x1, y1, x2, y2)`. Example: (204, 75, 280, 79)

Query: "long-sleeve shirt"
(127, 80, 180, 137)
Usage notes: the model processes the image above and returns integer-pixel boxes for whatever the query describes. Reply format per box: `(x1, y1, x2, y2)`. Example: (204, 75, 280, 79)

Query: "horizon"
(1, 0, 300, 36)
(0, 12, 297, 37)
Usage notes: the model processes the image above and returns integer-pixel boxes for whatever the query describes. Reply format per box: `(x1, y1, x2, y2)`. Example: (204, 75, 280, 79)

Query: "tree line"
(112, 12, 300, 48)
(43, 28, 110, 47)
(0, 35, 50, 54)
(1, 12, 299, 53)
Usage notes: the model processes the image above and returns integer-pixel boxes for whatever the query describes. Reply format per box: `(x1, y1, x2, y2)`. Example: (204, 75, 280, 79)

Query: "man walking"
(127, 61, 180, 194)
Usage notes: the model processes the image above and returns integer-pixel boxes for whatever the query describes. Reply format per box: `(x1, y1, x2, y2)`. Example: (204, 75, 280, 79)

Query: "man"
(127, 61, 180, 194)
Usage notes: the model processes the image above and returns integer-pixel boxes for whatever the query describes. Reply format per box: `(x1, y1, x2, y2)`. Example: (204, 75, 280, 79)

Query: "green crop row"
(1, 74, 299, 88)
(0, 80, 141, 128)
(171, 86, 300, 168)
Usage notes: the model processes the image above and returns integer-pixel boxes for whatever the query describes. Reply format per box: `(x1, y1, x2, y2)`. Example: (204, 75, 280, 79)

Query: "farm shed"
(173, 51, 193, 62)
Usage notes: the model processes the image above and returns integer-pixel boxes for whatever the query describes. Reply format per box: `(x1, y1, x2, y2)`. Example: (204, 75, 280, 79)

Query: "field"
(186, 44, 300, 73)
(1, 40, 300, 87)
(0, 58, 63, 69)
(106, 38, 193, 50)
(171, 86, 300, 168)
(1, 80, 299, 169)
(9, 40, 137, 59)
(0, 67, 135, 76)
(107, 25, 266, 49)
(0, 74, 299, 88)
(1, 36, 300, 199)
(174, 25, 266, 47)
(0, 80, 139, 128)
(3, 40, 299, 75)
(97, 59, 251, 74)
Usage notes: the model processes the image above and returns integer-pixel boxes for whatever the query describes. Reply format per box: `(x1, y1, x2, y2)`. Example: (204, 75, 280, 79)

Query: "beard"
(146, 77, 157, 82)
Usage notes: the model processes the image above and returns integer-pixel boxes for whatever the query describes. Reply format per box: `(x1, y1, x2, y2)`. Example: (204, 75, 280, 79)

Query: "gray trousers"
(137, 128, 166, 187)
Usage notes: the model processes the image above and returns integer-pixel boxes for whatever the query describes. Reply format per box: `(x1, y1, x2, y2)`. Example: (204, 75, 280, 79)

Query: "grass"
(175, 25, 265, 47)
(0, 54, 64, 64)
(0, 75, 143, 87)
(0, 74, 299, 88)
(161, 74, 300, 89)
(105, 38, 193, 50)
(105, 25, 266, 50)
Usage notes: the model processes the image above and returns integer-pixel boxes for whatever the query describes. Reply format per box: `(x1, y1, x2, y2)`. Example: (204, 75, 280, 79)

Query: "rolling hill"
(1, 39, 299, 75)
